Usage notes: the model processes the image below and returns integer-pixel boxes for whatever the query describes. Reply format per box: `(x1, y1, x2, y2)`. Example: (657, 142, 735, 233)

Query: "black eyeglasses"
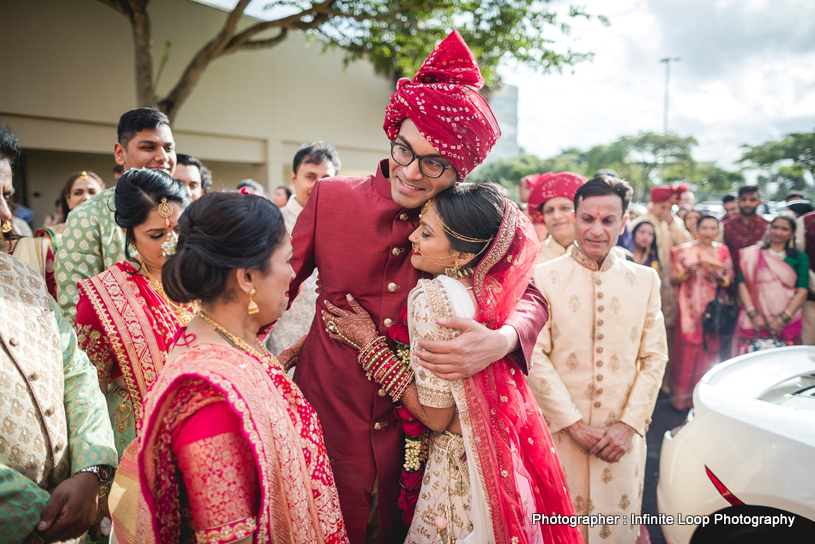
(390, 141, 454, 179)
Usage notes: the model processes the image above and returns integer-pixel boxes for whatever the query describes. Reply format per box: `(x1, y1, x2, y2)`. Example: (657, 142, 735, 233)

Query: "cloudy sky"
(501, 0, 815, 172)
(201, 0, 814, 173)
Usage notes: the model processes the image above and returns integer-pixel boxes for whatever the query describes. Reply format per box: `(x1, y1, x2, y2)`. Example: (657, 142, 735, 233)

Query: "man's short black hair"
(574, 174, 633, 216)
(737, 185, 760, 198)
(177, 153, 212, 193)
(722, 194, 736, 204)
(292, 141, 341, 175)
(117, 107, 171, 147)
(236, 179, 266, 197)
(0, 123, 20, 163)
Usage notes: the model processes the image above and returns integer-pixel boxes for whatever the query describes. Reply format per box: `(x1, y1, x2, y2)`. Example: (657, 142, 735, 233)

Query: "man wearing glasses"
(286, 31, 548, 544)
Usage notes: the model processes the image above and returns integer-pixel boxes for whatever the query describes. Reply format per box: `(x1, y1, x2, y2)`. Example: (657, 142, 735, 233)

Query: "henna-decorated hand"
(278, 334, 307, 371)
(321, 294, 378, 351)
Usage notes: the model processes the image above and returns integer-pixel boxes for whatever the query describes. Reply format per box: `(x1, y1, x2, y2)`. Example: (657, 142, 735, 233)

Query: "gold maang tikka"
(157, 197, 174, 227)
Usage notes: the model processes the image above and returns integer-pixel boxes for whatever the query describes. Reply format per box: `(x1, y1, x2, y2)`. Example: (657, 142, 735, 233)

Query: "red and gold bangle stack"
(359, 336, 414, 401)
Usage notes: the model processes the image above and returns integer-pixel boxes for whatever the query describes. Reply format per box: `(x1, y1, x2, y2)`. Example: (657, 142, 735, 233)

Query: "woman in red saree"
(736, 213, 809, 353)
(324, 183, 581, 544)
(129, 191, 347, 543)
(669, 214, 734, 410)
(74, 169, 194, 459)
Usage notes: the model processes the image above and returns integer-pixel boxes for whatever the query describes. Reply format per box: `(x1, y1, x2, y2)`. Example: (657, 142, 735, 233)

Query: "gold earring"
(247, 288, 259, 314)
(1, 220, 12, 234)
(444, 262, 460, 278)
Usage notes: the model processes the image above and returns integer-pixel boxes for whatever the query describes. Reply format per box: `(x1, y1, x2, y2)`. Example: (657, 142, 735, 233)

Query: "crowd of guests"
(1, 29, 812, 544)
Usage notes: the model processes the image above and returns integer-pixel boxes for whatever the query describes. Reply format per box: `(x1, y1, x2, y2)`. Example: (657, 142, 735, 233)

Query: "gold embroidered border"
(195, 517, 257, 544)
(473, 201, 517, 303)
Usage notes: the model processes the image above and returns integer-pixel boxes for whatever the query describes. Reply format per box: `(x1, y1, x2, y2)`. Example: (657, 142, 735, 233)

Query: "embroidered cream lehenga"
(405, 203, 581, 544)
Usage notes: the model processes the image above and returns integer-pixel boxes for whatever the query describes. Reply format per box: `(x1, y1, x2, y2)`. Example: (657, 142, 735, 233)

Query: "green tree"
(97, 0, 605, 122)
(617, 132, 698, 200)
(738, 129, 815, 195)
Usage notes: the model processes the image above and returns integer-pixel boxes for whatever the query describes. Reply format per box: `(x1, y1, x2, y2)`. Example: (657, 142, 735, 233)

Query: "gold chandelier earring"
(1, 220, 12, 234)
(247, 288, 259, 314)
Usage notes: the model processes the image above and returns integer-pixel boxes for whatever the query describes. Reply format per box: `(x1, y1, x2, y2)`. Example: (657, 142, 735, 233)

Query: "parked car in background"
(658, 346, 815, 544)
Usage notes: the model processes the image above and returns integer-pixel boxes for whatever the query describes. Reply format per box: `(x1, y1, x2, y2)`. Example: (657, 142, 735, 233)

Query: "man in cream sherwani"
(530, 175, 668, 544)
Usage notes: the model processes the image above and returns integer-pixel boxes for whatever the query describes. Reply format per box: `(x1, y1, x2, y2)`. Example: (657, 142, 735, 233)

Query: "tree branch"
(225, 29, 289, 54)
(95, 0, 133, 17)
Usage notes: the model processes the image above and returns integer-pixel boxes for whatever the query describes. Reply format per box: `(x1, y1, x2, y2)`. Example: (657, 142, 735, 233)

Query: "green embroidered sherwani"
(55, 188, 127, 323)
(0, 252, 118, 543)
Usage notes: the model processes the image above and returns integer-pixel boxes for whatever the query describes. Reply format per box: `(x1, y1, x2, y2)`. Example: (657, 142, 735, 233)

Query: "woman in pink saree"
(325, 183, 581, 544)
(736, 213, 809, 353)
(128, 191, 347, 543)
(669, 214, 734, 410)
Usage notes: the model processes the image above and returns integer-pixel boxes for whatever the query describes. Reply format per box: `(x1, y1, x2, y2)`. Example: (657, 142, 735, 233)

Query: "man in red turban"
(633, 183, 690, 388)
(527, 171, 587, 263)
(288, 31, 548, 543)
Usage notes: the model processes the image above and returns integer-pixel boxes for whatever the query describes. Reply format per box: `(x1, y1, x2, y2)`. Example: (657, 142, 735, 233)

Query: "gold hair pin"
(157, 197, 173, 227)
(79, 171, 89, 180)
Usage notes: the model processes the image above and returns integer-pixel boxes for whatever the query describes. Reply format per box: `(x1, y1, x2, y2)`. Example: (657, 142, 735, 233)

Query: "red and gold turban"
(527, 171, 587, 224)
(383, 31, 501, 181)
(650, 183, 688, 203)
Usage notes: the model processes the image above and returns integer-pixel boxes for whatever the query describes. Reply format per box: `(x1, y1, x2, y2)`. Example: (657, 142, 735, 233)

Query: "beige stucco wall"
(1, 0, 392, 226)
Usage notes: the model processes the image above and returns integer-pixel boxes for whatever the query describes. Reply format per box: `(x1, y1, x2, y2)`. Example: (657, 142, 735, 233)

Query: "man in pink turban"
(288, 31, 548, 543)
(527, 171, 587, 263)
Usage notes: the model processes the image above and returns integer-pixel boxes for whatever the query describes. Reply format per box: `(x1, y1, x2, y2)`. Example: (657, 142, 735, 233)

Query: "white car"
(657, 346, 815, 544)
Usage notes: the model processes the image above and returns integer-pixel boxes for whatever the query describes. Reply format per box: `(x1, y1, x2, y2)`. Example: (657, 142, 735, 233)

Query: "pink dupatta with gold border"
(738, 245, 802, 339)
(137, 344, 348, 544)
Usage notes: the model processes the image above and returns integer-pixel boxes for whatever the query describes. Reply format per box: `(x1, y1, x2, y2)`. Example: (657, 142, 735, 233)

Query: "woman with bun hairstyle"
(74, 168, 193, 459)
(127, 191, 348, 543)
(36, 170, 105, 251)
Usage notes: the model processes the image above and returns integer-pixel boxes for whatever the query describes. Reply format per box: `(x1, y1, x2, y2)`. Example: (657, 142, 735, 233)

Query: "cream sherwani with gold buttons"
(529, 245, 668, 544)
(0, 252, 117, 543)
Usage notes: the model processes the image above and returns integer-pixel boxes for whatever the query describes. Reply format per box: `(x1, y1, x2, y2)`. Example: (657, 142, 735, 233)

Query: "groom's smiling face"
(388, 119, 457, 210)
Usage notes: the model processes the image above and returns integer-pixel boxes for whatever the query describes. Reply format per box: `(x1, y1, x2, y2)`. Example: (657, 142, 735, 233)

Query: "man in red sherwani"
(722, 185, 769, 281)
(288, 32, 547, 544)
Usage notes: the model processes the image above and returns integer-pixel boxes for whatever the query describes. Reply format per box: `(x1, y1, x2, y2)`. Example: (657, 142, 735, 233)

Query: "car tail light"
(705, 466, 744, 506)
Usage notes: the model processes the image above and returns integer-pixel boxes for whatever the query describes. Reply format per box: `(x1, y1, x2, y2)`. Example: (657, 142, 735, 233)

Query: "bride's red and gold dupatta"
(137, 343, 348, 544)
(455, 202, 581, 544)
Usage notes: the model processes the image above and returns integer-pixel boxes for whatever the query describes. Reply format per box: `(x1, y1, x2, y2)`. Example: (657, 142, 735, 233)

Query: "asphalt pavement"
(641, 390, 691, 544)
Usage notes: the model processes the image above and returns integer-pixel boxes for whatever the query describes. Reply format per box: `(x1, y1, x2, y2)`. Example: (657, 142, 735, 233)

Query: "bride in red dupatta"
(325, 183, 581, 544)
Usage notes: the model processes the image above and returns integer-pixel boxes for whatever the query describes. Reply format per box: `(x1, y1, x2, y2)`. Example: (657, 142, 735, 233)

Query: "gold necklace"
(138, 260, 198, 325)
(198, 311, 284, 372)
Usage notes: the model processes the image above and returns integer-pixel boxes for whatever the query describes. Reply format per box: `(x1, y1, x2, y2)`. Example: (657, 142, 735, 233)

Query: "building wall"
(0, 0, 392, 226)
